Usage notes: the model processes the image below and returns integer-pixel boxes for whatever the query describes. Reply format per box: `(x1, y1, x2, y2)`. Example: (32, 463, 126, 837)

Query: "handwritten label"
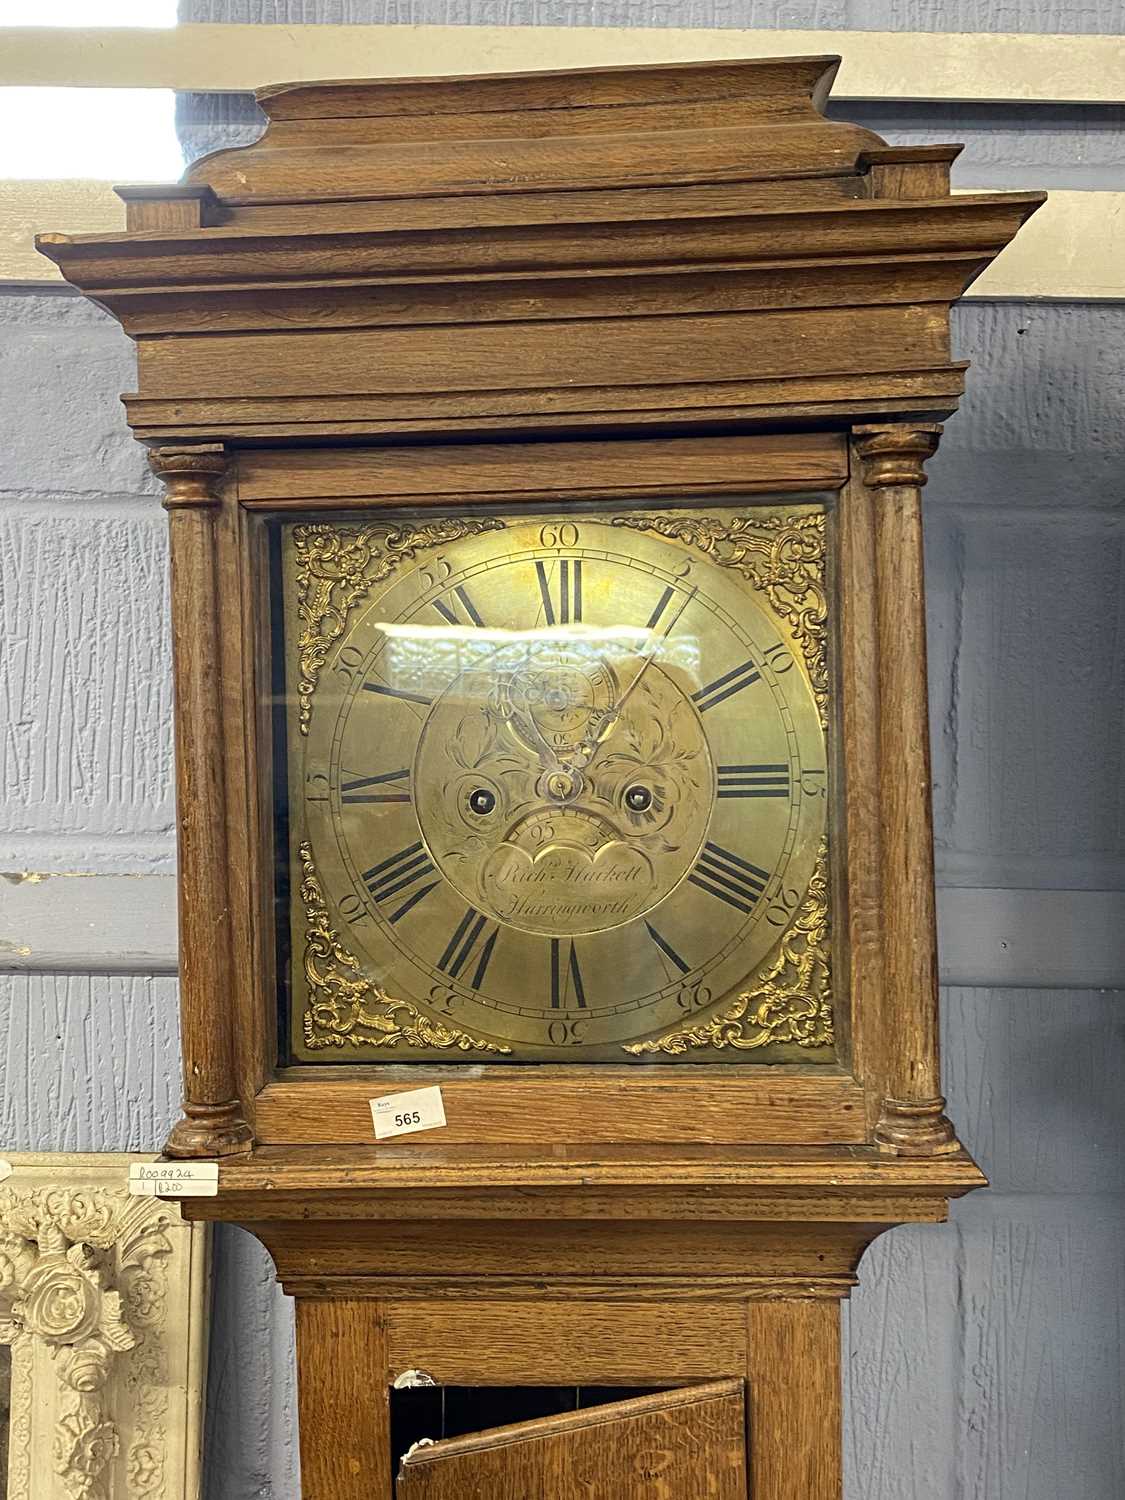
(371, 1086, 446, 1141)
(0, 1160, 11, 1184)
(128, 1162, 219, 1197)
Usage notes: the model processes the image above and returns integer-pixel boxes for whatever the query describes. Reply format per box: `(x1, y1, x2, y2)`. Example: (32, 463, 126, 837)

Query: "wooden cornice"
(174, 1142, 986, 1221)
(191, 57, 878, 203)
(38, 196, 1040, 296)
(35, 56, 1044, 443)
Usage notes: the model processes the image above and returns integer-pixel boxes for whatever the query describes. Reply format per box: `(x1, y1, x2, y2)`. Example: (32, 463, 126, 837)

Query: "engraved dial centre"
(414, 648, 713, 937)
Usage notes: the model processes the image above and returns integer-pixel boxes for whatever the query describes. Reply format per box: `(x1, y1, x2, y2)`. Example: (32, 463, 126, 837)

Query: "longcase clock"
(40, 56, 1042, 1500)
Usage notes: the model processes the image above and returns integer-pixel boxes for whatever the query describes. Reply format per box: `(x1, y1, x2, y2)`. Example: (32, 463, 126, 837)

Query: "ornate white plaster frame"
(0, 1155, 209, 1500)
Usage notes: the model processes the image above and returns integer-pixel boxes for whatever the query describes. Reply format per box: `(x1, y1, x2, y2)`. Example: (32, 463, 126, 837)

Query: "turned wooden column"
(151, 445, 252, 1159)
(855, 425, 956, 1156)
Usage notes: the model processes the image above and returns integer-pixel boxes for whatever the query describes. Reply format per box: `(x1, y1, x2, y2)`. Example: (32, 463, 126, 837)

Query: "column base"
(875, 1096, 959, 1156)
(164, 1101, 253, 1159)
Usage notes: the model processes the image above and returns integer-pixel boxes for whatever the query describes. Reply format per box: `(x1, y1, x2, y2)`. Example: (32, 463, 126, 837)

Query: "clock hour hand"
(499, 674, 567, 773)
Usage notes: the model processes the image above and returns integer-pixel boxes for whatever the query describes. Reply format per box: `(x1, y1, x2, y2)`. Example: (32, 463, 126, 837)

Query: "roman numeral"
(535, 558, 583, 626)
(340, 768, 411, 804)
(692, 659, 761, 713)
(363, 681, 434, 707)
(432, 584, 485, 628)
(549, 938, 587, 1008)
(688, 842, 770, 915)
(717, 764, 790, 799)
(361, 841, 439, 922)
(437, 907, 498, 989)
(644, 921, 691, 976)
(646, 586, 676, 631)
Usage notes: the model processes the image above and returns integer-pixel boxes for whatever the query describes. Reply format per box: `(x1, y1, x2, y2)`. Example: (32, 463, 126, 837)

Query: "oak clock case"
(35, 51, 1045, 1500)
(272, 496, 833, 1066)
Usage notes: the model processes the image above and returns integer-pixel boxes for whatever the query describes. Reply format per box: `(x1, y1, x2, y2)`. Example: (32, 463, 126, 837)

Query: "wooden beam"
(0, 24, 1122, 103)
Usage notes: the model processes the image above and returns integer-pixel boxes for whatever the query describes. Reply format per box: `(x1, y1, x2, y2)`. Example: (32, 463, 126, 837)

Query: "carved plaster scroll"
(0, 1154, 209, 1500)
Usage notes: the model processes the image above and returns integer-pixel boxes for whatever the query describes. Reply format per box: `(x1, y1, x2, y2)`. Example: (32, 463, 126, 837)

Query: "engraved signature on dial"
(415, 642, 712, 936)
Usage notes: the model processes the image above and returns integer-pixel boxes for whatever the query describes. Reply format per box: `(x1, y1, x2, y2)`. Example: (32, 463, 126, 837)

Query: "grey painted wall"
(1, 5, 1123, 1498)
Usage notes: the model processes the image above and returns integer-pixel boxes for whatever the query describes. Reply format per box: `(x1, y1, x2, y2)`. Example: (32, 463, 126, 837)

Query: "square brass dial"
(270, 500, 834, 1065)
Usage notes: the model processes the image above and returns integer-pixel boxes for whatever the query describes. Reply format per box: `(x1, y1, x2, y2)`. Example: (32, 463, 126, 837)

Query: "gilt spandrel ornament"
(294, 517, 505, 732)
(624, 840, 832, 1054)
(299, 841, 512, 1054)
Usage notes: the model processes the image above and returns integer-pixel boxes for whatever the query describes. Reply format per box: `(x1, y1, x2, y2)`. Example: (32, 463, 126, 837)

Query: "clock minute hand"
(569, 585, 698, 770)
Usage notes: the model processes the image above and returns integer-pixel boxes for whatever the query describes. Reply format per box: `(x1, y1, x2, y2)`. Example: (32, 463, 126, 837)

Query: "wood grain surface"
(152, 450, 252, 1160)
(748, 1299, 842, 1500)
(384, 1303, 749, 1385)
(253, 1074, 867, 1147)
(234, 433, 848, 504)
(857, 427, 957, 1155)
(397, 1380, 747, 1500)
(295, 1299, 391, 1500)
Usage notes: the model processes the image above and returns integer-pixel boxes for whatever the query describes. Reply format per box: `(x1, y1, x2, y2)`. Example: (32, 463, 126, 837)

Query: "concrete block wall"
(1, 5, 1122, 1497)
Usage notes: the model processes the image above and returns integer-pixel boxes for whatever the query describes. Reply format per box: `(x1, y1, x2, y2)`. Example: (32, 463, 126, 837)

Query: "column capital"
(149, 444, 228, 508)
(854, 424, 942, 489)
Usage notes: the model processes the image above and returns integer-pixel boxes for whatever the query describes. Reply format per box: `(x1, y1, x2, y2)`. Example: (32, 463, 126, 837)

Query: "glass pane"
(266, 498, 834, 1067)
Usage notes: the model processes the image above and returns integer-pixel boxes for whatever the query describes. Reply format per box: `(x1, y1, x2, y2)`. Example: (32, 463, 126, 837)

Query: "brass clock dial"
(276, 503, 832, 1063)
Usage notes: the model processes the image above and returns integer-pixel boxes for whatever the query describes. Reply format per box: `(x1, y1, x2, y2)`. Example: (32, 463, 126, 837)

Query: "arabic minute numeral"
(332, 644, 365, 683)
(762, 641, 794, 674)
(675, 982, 713, 1013)
(429, 983, 461, 1015)
(547, 1018, 590, 1047)
(765, 886, 802, 928)
(539, 522, 579, 548)
(337, 892, 369, 925)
